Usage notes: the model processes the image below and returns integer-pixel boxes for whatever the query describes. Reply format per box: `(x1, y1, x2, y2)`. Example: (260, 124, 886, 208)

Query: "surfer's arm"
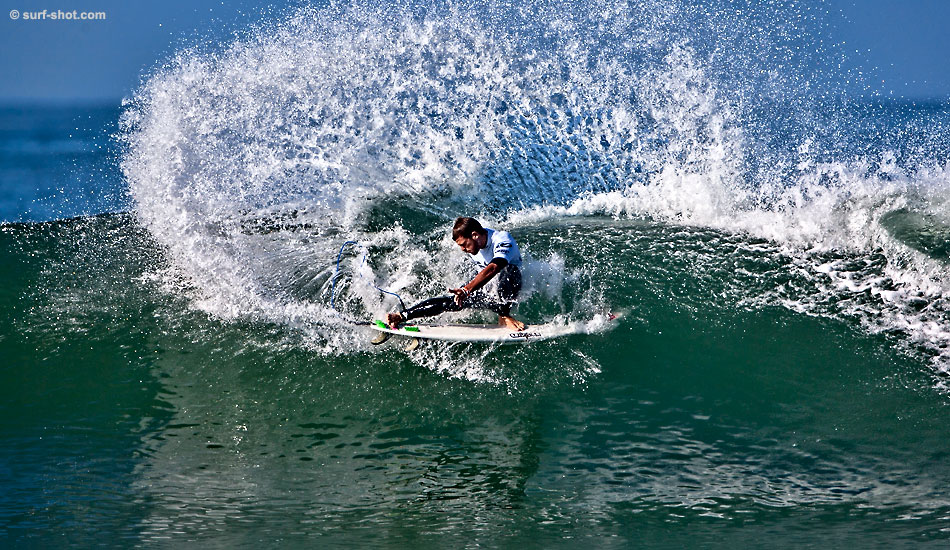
(450, 258, 507, 305)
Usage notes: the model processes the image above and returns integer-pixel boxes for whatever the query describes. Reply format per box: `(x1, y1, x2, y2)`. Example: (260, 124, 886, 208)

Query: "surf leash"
(330, 240, 408, 315)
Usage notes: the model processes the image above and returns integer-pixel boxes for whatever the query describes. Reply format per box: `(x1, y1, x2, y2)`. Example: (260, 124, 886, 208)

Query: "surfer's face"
(455, 232, 483, 254)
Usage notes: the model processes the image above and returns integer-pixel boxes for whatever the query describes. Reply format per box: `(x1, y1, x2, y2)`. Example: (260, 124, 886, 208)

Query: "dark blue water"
(0, 104, 126, 222)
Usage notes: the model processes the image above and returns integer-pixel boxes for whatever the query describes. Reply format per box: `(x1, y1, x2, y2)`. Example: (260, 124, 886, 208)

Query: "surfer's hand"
(450, 287, 470, 306)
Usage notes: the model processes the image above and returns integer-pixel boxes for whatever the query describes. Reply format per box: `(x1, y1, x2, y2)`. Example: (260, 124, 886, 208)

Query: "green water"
(2, 215, 948, 547)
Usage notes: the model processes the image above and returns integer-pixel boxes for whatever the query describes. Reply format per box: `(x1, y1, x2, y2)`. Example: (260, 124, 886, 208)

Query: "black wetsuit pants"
(402, 265, 522, 321)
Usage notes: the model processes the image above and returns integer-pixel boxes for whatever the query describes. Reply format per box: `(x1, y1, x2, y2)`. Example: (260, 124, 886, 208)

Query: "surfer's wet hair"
(452, 217, 486, 239)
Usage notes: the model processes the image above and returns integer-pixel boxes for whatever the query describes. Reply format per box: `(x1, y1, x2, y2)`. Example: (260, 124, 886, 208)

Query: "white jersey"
(469, 228, 522, 269)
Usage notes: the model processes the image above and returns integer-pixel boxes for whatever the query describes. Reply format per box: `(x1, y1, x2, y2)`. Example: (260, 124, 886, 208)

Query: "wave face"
(120, 0, 950, 378)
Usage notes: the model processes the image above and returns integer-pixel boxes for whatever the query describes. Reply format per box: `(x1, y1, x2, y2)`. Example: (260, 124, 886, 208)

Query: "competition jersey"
(469, 228, 522, 269)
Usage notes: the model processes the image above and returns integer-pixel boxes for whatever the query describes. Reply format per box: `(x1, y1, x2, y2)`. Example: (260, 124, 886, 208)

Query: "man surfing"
(386, 217, 526, 330)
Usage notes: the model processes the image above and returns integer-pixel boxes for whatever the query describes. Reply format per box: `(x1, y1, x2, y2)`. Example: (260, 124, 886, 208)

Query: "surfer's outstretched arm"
(450, 259, 506, 306)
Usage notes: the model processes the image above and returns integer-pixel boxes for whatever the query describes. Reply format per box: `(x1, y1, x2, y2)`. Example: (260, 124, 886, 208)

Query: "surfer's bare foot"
(499, 315, 525, 330)
(386, 312, 404, 329)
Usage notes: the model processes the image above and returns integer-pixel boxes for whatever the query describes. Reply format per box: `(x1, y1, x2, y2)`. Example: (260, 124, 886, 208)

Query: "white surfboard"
(369, 313, 620, 345)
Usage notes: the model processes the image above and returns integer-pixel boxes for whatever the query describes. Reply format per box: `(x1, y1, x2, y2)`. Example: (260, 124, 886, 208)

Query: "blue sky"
(1, 0, 949, 103)
(0, 0, 299, 103)
(831, 0, 950, 99)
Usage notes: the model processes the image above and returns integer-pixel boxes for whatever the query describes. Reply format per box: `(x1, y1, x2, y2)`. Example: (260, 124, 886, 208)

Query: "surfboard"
(369, 313, 619, 346)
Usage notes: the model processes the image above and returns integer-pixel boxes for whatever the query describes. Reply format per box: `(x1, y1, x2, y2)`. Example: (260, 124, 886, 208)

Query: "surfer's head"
(452, 217, 487, 254)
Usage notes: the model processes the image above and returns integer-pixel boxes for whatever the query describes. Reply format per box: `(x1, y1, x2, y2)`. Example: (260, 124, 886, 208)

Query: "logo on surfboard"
(510, 331, 542, 339)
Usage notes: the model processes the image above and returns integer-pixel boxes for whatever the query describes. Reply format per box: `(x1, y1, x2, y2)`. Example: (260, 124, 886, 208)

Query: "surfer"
(386, 217, 526, 330)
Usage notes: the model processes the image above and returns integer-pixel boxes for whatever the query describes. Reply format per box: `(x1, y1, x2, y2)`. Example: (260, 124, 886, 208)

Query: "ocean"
(3, 1, 950, 547)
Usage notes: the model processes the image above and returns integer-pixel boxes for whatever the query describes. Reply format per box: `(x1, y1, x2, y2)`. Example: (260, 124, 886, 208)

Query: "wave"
(118, 0, 950, 380)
